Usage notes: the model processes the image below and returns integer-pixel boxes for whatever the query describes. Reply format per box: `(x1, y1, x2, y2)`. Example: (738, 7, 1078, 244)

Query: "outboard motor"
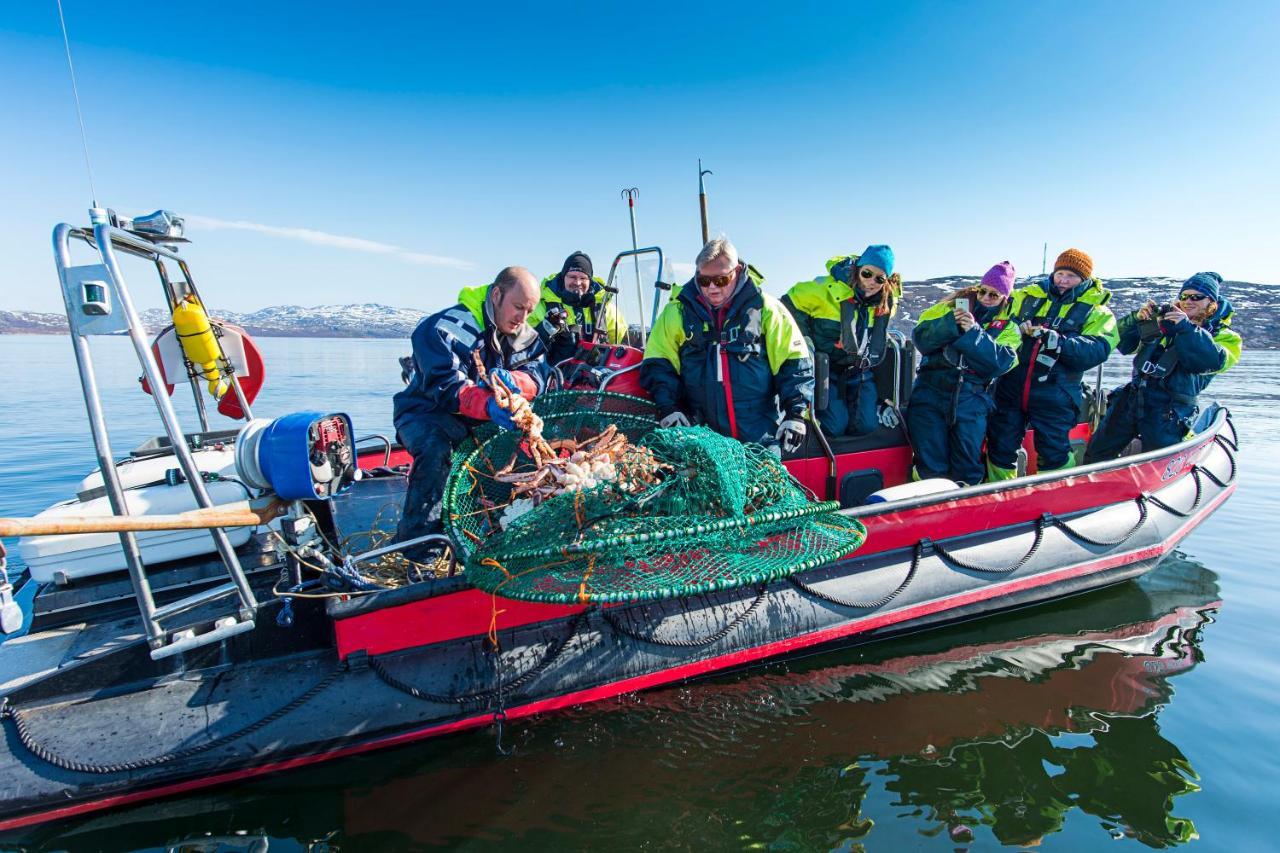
(235, 412, 358, 500)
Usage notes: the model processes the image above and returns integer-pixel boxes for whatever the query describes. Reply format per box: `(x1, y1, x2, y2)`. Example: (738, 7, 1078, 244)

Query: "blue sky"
(2, 1, 1277, 316)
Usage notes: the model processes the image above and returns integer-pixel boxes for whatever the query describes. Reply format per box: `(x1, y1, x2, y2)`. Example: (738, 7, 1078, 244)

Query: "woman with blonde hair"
(782, 244, 902, 436)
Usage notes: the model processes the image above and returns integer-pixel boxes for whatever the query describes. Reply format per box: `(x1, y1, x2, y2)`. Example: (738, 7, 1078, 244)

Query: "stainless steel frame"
(52, 217, 258, 659)
(603, 246, 665, 347)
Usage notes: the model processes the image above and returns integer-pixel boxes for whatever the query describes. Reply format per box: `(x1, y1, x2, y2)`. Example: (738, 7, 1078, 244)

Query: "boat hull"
(0, 407, 1239, 832)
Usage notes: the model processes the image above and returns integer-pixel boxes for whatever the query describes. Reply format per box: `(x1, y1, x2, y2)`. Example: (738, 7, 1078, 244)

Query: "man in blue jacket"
(392, 267, 550, 559)
(640, 237, 814, 453)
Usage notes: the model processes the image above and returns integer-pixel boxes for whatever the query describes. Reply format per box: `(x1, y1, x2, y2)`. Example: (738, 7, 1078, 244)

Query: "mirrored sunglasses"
(1178, 292, 1209, 302)
(975, 287, 1004, 300)
(696, 271, 736, 290)
(859, 269, 887, 285)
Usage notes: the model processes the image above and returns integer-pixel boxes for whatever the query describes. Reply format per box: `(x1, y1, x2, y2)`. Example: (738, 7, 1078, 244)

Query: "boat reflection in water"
(9, 555, 1218, 851)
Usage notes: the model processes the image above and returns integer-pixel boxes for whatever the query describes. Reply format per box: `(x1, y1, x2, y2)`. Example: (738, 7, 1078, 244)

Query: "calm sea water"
(1, 335, 1278, 851)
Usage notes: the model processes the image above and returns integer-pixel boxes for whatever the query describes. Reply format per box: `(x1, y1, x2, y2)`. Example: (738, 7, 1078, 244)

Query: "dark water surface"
(1, 336, 1278, 851)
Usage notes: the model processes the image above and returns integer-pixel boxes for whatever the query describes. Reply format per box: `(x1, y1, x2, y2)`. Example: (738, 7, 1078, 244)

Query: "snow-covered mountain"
(5, 278, 1279, 346)
(0, 303, 430, 339)
(140, 303, 430, 338)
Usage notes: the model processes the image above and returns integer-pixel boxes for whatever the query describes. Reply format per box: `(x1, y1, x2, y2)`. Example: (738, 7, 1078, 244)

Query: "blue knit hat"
(857, 244, 895, 277)
(1182, 271, 1223, 303)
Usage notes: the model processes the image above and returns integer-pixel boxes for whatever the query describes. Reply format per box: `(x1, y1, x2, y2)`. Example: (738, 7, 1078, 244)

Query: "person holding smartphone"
(782, 245, 901, 437)
(906, 262, 1022, 485)
(985, 248, 1119, 480)
(1084, 272, 1242, 461)
(640, 237, 814, 452)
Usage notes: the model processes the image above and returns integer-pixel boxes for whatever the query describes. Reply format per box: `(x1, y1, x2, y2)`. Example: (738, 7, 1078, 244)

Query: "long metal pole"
(621, 188, 646, 344)
(698, 159, 713, 244)
(92, 224, 258, 617)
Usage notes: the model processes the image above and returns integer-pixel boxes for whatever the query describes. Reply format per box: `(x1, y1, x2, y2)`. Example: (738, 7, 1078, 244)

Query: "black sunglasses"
(1178, 292, 1209, 303)
(859, 268, 887, 285)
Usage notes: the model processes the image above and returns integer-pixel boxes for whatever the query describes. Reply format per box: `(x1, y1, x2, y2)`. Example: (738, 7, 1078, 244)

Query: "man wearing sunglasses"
(782, 245, 900, 437)
(530, 251, 628, 365)
(986, 248, 1119, 480)
(1084, 272, 1242, 461)
(640, 237, 814, 453)
(393, 267, 551, 560)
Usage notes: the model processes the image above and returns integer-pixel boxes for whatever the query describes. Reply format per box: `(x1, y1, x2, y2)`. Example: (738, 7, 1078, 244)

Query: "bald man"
(392, 266, 551, 559)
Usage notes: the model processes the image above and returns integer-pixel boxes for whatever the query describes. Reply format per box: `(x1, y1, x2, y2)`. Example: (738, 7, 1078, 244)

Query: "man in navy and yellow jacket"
(1085, 271, 1242, 461)
(529, 251, 628, 365)
(392, 267, 551, 557)
(640, 238, 814, 452)
(782, 245, 900, 437)
(986, 248, 1119, 479)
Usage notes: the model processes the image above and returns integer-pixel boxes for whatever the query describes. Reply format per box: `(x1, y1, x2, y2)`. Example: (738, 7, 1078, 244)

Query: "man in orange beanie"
(985, 248, 1118, 479)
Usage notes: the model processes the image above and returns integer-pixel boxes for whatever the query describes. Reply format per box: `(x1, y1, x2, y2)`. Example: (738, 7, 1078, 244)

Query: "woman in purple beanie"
(905, 262, 1023, 485)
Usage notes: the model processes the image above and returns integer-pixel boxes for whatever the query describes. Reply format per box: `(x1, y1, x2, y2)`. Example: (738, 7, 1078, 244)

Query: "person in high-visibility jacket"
(1085, 272, 1242, 461)
(907, 262, 1023, 485)
(986, 248, 1119, 479)
(529, 251, 628, 365)
(640, 238, 814, 453)
(782, 245, 901, 437)
(392, 267, 551, 560)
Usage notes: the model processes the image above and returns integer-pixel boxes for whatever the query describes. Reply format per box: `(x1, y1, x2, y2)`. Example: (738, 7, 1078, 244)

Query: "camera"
(1158, 303, 1178, 315)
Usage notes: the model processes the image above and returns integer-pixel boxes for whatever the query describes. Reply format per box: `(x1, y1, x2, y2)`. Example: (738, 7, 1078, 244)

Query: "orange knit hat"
(1053, 248, 1093, 280)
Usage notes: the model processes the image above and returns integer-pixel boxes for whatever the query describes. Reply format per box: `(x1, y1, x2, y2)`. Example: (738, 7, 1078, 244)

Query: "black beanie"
(560, 251, 593, 281)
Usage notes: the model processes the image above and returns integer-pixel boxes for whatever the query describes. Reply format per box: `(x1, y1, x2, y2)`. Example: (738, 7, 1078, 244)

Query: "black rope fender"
(789, 542, 922, 610)
(1147, 466, 1205, 518)
(369, 608, 591, 706)
(1051, 499, 1150, 548)
(0, 664, 343, 776)
(602, 585, 769, 648)
(930, 516, 1046, 575)
(1199, 441, 1237, 486)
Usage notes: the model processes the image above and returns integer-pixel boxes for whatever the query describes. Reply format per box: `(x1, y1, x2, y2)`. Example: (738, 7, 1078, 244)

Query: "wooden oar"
(0, 498, 287, 537)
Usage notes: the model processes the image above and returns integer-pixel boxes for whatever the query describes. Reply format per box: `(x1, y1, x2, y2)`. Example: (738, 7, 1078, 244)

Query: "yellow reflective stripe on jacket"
(643, 300, 688, 374)
(761, 293, 809, 375)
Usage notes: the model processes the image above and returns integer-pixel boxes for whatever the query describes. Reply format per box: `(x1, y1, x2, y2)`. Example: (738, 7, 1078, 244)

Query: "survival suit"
(640, 264, 814, 446)
(907, 299, 1022, 485)
(392, 284, 551, 554)
(986, 277, 1118, 478)
(782, 254, 900, 437)
(1085, 299, 1242, 461)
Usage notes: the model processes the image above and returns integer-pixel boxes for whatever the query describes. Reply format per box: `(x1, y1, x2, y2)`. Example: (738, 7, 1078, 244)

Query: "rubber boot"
(986, 459, 1018, 482)
(1038, 449, 1076, 474)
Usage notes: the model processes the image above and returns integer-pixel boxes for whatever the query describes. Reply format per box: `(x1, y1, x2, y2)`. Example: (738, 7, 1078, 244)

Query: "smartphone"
(955, 297, 970, 313)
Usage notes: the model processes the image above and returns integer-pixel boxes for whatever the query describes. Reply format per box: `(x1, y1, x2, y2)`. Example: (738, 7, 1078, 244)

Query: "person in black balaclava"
(532, 251, 627, 364)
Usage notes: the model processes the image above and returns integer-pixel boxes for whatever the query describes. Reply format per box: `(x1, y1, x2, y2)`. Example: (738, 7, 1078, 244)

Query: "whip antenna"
(56, 0, 99, 208)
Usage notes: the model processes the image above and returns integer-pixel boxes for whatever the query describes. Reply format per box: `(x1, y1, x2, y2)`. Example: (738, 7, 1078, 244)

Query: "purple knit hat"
(980, 261, 1016, 297)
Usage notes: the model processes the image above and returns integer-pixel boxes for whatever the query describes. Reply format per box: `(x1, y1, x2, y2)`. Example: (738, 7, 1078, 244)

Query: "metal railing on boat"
(52, 217, 258, 659)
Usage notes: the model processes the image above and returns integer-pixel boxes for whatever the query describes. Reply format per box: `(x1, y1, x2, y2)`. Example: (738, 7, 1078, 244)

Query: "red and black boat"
(0, 218, 1239, 833)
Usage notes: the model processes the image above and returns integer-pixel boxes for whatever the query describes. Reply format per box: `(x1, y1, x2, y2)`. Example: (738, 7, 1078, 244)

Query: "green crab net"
(442, 391, 866, 604)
